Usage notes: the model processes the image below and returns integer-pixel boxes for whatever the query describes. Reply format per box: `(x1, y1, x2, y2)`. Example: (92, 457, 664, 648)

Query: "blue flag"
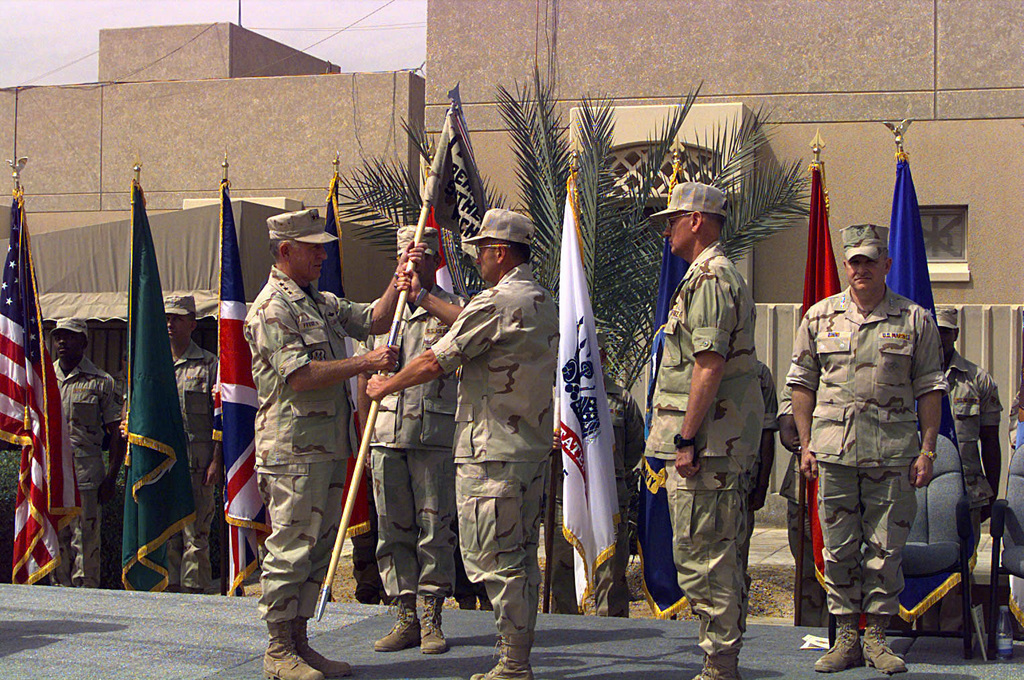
(885, 157, 967, 621)
(638, 239, 689, 617)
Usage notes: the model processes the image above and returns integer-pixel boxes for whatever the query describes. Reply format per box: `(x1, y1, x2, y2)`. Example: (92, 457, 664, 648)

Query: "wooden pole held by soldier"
(794, 470, 807, 627)
(542, 445, 559, 613)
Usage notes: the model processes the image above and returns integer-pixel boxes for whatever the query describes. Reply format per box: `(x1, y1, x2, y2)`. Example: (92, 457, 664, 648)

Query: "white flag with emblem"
(557, 172, 618, 607)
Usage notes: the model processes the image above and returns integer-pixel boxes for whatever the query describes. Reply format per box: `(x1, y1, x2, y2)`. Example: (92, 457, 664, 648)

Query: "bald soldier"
(368, 208, 557, 680)
(51, 318, 124, 588)
(163, 293, 220, 594)
(245, 208, 412, 680)
(358, 226, 462, 654)
(645, 183, 764, 680)
(788, 224, 946, 675)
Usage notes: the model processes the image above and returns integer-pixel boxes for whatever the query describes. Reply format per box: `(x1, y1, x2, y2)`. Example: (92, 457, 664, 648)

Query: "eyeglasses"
(476, 244, 507, 254)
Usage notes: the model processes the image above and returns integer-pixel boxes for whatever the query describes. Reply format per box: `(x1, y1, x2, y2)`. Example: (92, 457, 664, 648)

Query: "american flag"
(213, 180, 267, 594)
(3, 192, 79, 584)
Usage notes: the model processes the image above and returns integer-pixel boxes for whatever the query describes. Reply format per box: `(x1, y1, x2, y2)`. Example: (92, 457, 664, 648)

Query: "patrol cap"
(164, 294, 196, 316)
(396, 225, 438, 256)
(595, 329, 609, 353)
(53, 318, 88, 337)
(267, 209, 337, 244)
(650, 182, 728, 222)
(935, 306, 958, 330)
(841, 224, 889, 261)
(462, 208, 535, 246)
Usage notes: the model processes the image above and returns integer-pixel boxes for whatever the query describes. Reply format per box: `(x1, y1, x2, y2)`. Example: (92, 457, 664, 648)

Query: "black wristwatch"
(674, 434, 695, 449)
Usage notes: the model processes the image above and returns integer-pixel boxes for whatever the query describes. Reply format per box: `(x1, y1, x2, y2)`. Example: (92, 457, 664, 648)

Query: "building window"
(608, 144, 714, 200)
(920, 205, 966, 262)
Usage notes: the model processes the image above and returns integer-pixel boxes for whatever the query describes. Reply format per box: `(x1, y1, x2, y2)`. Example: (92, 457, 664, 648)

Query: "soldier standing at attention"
(788, 224, 946, 675)
(367, 208, 557, 680)
(645, 182, 764, 680)
(162, 294, 220, 594)
(51, 318, 124, 588)
(358, 226, 462, 654)
(245, 208, 407, 680)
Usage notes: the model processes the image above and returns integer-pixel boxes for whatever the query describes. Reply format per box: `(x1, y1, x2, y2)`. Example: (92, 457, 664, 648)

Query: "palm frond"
(721, 157, 809, 261)
(335, 156, 417, 250)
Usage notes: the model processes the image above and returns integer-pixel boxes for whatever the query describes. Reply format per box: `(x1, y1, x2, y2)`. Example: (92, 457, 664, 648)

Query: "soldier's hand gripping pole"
(315, 199, 433, 621)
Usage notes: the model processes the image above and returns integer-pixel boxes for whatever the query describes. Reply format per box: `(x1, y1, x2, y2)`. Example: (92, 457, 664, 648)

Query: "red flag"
(4, 191, 80, 584)
(801, 160, 840, 580)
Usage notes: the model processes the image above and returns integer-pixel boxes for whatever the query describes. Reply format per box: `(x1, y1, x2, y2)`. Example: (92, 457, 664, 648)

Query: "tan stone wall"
(425, 0, 1024, 305)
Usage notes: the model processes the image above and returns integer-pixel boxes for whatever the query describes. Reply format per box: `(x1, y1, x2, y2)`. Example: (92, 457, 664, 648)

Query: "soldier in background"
(51, 318, 123, 588)
(789, 224, 946, 675)
(358, 226, 462, 655)
(645, 183, 764, 680)
(245, 208, 407, 680)
(163, 294, 220, 594)
(368, 208, 557, 680)
(550, 332, 645, 618)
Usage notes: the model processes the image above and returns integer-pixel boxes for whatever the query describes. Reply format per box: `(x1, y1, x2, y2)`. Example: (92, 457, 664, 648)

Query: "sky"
(0, 0, 428, 88)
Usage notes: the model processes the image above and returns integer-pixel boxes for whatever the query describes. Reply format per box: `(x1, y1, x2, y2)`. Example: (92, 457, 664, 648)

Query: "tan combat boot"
(292, 617, 351, 678)
(373, 596, 421, 652)
(814, 614, 863, 672)
(469, 633, 533, 680)
(862, 614, 907, 675)
(420, 595, 449, 654)
(264, 621, 324, 680)
(692, 651, 742, 680)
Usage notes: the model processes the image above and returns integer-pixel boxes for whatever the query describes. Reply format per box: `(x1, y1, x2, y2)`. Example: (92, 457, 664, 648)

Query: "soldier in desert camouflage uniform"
(550, 333, 645, 618)
(51, 318, 123, 589)
(788, 224, 946, 675)
(245, 208, 410, 680)
(368, 208, 558, 680)
(645, 183, 764, 680)
(358, 226, 462, 655)
(162, 293, 220, 594)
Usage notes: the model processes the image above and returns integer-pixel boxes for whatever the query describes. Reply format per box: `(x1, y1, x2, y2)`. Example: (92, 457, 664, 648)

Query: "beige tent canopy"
(11, 201, 282, 321)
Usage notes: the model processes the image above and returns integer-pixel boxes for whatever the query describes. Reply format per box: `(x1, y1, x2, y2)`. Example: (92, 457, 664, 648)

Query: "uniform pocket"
(815, 333, 852, 384)
(289, 400, 337, 455)
(420, 397, 456, 447)
(875, 343, 912, 386)
(456, 469, 521, 553)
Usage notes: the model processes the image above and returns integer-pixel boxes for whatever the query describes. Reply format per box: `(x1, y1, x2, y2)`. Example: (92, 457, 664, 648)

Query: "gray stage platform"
(1, 584, 1022, 679)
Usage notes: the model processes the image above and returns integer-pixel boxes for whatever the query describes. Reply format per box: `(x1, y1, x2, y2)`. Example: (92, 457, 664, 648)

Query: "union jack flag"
(3, 191, 79, 584)
(213, 180, 268, 594)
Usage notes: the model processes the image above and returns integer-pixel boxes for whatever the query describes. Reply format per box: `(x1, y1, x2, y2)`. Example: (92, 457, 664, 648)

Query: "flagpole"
(315, 149, 437, 621)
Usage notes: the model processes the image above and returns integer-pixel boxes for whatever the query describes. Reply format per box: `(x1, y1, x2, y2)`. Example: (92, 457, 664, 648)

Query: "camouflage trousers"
(665, 464, 747, 657)
(166, 469, 216, 592)
(817, 462, 916, 617)
(351, 475, 386, 605)
(371, 446, 456, 600)
(257, 460, 346, 622)
(786, 499, 829, 627)
(457, 459, 547, 637)
(52, 487, 100, 588)
(550, 500, 630, 617)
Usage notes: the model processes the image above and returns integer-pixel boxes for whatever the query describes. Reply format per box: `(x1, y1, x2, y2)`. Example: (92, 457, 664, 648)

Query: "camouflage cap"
(650, 182, 728, 222)
(462, 208, 534, 246)
(164, 293, 196, 316)
(53, 318, 88, 336)
(396, 225, 438, 256)
(841, 223, 889, 261)
(267, 208, 337, 244)
(935, 306, 958, 330)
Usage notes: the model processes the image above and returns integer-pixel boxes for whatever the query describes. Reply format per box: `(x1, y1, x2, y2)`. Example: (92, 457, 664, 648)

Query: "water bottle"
(997, 605, 1015, 660)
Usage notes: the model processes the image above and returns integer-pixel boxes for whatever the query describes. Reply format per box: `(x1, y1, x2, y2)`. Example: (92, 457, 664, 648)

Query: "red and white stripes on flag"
(214, 180, 268, 594)
(557, 173, 618, 607)
(3, 191, 79, 584)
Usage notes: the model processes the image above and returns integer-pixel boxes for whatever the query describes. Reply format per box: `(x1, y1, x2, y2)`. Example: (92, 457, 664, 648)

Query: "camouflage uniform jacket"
(645, 242, 765, 489)
(174, 340, 218, 471)
(366, 285, 463, 450)
(55, 356, 121, 489)
(431, 263, 558, 463)
(786, 286, 947, 467)
(749, 360, 780, 490)
(606, 377, 646, 511)
(946, 350, 1002, 507)
(245, 265, 374, 467)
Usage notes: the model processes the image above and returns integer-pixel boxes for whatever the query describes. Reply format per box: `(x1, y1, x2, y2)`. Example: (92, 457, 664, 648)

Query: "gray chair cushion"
(903, 542, 961, 576)
(903, 434, 968, 576)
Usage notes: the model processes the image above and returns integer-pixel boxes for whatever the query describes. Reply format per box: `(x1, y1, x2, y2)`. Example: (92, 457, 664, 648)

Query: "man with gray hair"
(358, 225, 463, 655)
(646, 182, 764, 680)
(789, 224, 946, 675)
(163, 293, 219, 594)
(245, 208, 413, 680)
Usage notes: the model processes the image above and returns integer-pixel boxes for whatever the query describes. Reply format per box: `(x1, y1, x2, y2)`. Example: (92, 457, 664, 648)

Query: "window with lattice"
(608, 144, 713, 200)
(920, 205, 967, 262)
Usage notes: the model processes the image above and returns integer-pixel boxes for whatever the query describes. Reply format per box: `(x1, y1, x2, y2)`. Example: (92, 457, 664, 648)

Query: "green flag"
(122, 180, 195, 591)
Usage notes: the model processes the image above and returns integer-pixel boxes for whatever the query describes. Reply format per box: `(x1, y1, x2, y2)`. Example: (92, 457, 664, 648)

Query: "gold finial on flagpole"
(8, 157, 27, 193)
(883, 119, 913, 162)
(222, 153, 229, 182)
(810, 129, 825, 165)
(133, 154, 142, 183)
(332, 151, 340, 177)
